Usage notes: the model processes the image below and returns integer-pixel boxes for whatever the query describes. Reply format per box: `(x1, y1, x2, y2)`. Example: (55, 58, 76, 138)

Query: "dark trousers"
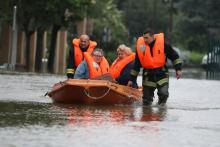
(143, 84, 169, 104)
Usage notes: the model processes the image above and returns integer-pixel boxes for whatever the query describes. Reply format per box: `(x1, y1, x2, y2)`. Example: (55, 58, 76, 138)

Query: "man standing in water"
(128, 29, 182, 106)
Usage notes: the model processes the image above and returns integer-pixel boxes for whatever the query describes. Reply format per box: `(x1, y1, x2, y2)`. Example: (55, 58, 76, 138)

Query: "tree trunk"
(35, 28, 44, 72)
(24, 31, 34, 71)
(47, 24, 61, 73)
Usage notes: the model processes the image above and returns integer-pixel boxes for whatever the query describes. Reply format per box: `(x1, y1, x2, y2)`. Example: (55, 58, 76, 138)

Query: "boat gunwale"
(48, 79, 142, 102)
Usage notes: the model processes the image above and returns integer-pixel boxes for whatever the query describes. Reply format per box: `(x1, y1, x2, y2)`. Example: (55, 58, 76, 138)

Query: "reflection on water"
(0, 101, 55, 127)
(55, 104, 167, 125)
(139, 106, 167, 122)
(0, 101, 167, 127)
(0, 101, 170, 147)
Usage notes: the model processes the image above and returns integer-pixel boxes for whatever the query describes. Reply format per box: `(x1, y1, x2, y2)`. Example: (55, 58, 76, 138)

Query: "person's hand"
(127, 81, 133, 87)
(112, 79, 118, 83)
(176, 70, 182, 79)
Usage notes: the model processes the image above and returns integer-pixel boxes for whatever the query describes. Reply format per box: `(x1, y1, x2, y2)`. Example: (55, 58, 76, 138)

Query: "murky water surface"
(0, 71, 220, 147)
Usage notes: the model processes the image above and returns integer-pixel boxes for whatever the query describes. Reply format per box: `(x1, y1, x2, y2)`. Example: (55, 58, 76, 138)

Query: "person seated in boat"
(74, 48, 110, 79)
(66, 34, 97, 79)
(110, 44, 138, 88)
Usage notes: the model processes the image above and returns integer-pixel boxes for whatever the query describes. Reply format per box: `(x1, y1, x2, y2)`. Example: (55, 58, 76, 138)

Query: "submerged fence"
(205, 42, 220, 79)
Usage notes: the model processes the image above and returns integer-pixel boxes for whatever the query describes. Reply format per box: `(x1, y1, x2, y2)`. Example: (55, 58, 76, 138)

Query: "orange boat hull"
(48, 79, 142, 105)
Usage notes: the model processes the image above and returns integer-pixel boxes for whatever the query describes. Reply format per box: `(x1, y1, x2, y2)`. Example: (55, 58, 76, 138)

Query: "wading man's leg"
(157, 84, 169, 105)
(143, 86, 155, 105)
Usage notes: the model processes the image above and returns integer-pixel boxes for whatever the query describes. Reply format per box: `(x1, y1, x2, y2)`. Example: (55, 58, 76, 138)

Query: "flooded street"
(0, 72, 220, 147)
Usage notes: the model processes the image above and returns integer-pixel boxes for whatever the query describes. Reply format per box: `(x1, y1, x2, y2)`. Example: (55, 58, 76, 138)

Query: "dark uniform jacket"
(66, 47, 88, 78)
(116, 61, 138, 88)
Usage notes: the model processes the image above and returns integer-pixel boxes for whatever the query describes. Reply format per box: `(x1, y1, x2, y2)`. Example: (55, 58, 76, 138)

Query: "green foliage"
(173, 0, 220, 52)
(0, 0, 91, 32)
(105, 51, 117, 64)
(189, 51, 204, 65)
(0, 0, 11, 23)
(90, 0, 128, 51)
(121, 0, 170, 41)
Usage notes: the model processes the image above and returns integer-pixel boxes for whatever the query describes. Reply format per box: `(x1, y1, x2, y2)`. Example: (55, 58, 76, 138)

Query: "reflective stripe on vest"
(73, 39, 97, 66)
(110, 53, 135, 78)
(136, 33, 165, 69)
(84, 52, 109, 79)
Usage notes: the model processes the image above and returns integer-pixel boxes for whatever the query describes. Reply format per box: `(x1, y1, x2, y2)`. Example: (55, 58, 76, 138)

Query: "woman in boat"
(110, 44, 138, 88)
(74, 48, 109, 79)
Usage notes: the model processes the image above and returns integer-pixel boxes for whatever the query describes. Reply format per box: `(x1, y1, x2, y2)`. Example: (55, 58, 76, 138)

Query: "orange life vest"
(136, 33, 165, 69)
(72, 39, 97, 66)
(84, 52, 109, 79)
(110, 53, 135, 78)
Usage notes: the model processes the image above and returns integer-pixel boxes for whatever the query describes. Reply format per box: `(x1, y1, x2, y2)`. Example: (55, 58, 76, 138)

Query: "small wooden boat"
(47, 79, 142, 105)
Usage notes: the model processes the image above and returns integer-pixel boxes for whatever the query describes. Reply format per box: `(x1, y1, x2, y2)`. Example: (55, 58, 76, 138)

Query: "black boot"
(158, 97, 167, 106)
(143, 97, 153, 106)
(143, 100, 152, 106)
(142, 86, 154, 106)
